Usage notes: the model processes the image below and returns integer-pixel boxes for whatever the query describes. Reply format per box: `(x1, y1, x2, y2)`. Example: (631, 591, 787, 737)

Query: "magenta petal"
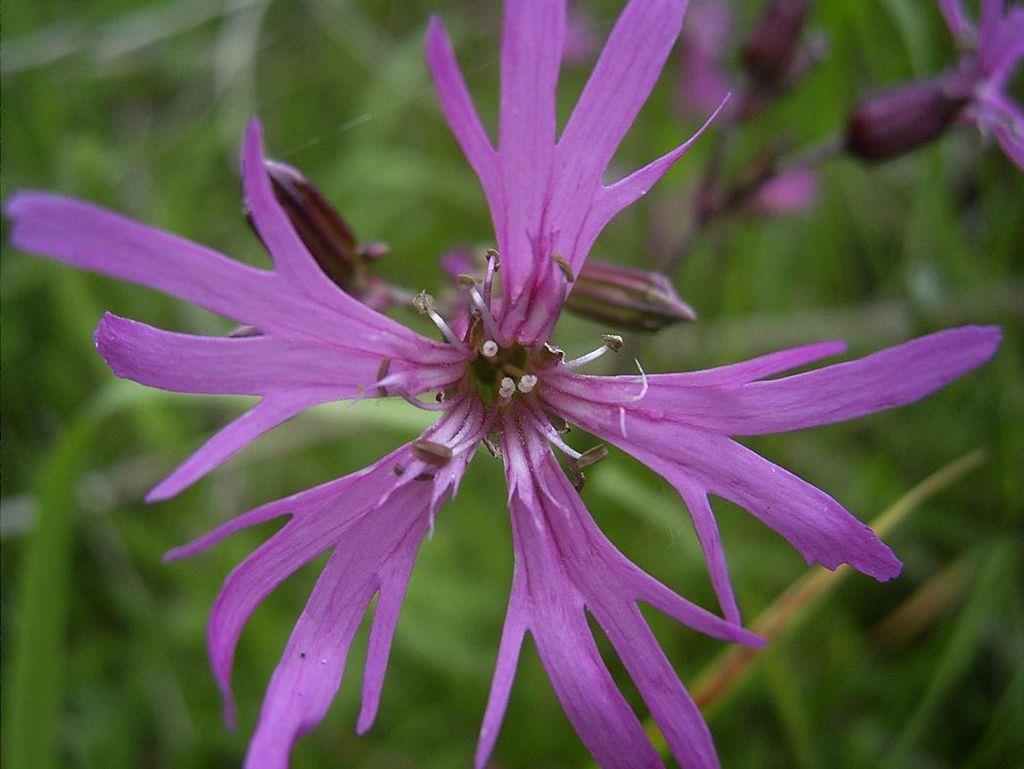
(937, 0, 972, 39)
(674, 482, 741, 625)
(509, 497, 665, 769)
(424, 18, 500, 208)
(474, 575, 528, 769)
(243, 486, 428, 767)
(146, 393, 333, 502)
(187, 394, 485, 753)
(554, 0, 688, 268)
(595, 601, 718, 769)
(95, 312, 394, 396)
(356, 535, 419, 735)
(495, 0, 565, 303)
(547, 390, 903, 582)
(483, 417, 758, 769)
(5, 191, 279, 325)
(721, 326, 1002, 434)
(576, 98, 728, 275)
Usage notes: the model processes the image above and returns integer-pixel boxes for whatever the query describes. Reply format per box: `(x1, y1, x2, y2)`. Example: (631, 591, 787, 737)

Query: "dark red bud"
(846, 80, 967, 161)
(741, 0, 811, 84)
(263, 160, 360, 288)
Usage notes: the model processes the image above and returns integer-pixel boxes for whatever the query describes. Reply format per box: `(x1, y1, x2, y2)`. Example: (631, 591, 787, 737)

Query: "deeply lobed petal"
(476, 412, 760, 769)
(426, 0, 719, 345)
(163, 392, 486, 765)
(540, 327, 1000, 616)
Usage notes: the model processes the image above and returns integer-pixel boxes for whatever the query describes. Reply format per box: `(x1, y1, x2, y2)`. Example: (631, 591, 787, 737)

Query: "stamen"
(468, 285, 505, 343)
(498, 376, 516, 400)
(552, 254, 575, 282)
(411, 439, 454, 466)
(482, 339, 499, 358)
(375, 358, 391, 397)
(564, 334, 625, 369)
(484, 248, 499, 305)
(626, 357, 649, 402)
(400, 393, 449, 411)
(523, 402, 581, 460)
(518, 374, 538, 393)
(413, 290, 471, 353)
(601, 334, 624, 352)
(576, 444, 608, 469)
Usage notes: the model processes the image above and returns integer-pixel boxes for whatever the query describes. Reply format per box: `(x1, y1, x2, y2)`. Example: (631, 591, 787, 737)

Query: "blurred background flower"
(1, 1, 1021, 768)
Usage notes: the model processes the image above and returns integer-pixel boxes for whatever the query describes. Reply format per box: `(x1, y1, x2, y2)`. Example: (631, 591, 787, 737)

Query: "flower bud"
(846, 80, 967, 161)
(566, 260, 696, 332)
(741, 0, 811, 85)
(262, 159, 391, 307)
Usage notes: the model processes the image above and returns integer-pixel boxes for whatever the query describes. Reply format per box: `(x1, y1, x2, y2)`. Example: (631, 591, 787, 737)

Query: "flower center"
(468, 339, 558, 404)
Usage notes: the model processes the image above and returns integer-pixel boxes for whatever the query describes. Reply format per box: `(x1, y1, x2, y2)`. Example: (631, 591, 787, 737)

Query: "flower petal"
(243, 485, 429, 768)
(547, 391, 903, 581)
(481, 415, 758, 769)
(937, 0, 972, 40)
(95, 312, 427, 396)
(495, 0, 565, 303)
(554, 0, 688, 271)
(424, 18, 500, 207)
(146, 392, 336, 502)
(172, 393, 485, 752)
(474, 574, 528, 769)
(5, 191, 279, 325)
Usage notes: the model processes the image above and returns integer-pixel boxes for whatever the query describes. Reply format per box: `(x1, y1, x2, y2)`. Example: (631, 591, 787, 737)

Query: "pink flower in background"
(746, 167, 818, 216)
(676, 0, 734, 119)
(563, 1, 599, 64)
(5, 2, 1001, 769)
(938, 0, 1024, 167)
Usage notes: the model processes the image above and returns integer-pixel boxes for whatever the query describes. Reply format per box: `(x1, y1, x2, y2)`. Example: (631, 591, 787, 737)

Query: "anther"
(565, 334, 624, 369)
(552, 254, 575, 282)
(375, 359, 392, 397)
(411, 439, 453, 467)
(576, 444, 608, 470)
(601, 334, 624, 352)
(518, 374, 538, 393)
(413, 290, 471, 353)
(484, 248, 500, 304)
(498, 377, 516, 400)
(482, 340, 499, 358)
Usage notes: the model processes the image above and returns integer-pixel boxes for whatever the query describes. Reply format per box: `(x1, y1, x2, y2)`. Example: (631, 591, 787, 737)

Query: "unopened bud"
(567, 260, 697, 332)
(741, 0, 811, 84)
(846, 80, 966, 161)
(264, 159, 392, 305)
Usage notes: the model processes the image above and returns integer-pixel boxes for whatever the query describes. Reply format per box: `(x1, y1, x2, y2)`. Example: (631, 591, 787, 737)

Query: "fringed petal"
(479, 414, 759, 769)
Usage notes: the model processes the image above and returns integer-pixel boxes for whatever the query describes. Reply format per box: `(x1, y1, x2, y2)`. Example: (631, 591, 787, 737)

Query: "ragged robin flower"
(5, 1, 1001, 768)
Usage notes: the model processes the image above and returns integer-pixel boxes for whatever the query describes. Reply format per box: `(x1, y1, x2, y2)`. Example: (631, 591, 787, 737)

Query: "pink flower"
(5, 1, 1001, 768)
(938, 0, 1024, 167)
(746, 167, 818, 216)
(676, 0, 734, 119)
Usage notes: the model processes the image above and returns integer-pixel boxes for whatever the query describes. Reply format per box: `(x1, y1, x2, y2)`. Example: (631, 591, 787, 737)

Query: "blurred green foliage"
(1, 1, 1022, 768)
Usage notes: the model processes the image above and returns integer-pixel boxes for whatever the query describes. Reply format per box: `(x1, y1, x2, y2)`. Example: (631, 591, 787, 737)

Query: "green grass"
(2, 1, 1022, 768)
